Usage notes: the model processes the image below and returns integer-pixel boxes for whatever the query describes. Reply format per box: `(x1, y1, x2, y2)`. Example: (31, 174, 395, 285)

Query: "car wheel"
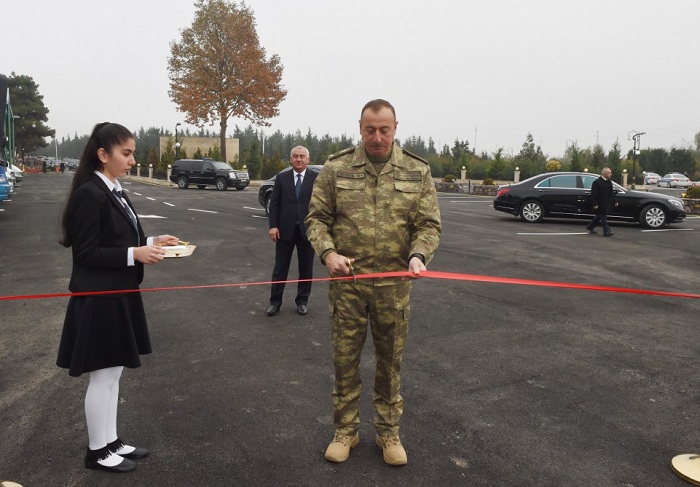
(177, 176, 189, 189)
(639, 204, 666, 229)
(216, 177, 227, 191)
(519, 200, 544, 223)
(197, 185, 206, 189)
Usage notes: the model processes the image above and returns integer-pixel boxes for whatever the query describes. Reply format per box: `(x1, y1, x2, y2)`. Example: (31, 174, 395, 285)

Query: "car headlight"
(669, 199, 684, 209)
(229, 172, 236, 179)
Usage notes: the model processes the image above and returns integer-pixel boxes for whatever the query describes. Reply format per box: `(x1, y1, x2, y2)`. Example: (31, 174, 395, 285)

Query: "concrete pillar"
(137, 164, 141, 177)
(148, 164, 153, 179)
(514, 167, 521, 183)
(167, 165, 172, 184)
(622, 170, 628, 188)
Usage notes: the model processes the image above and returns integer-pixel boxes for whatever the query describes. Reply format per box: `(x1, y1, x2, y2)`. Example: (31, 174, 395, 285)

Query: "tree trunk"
(219, 117, 228, 163)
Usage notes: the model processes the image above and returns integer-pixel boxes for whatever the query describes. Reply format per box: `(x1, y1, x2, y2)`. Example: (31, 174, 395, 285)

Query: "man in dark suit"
(267, 146, 318, 316)
(586, 167, 618, 236)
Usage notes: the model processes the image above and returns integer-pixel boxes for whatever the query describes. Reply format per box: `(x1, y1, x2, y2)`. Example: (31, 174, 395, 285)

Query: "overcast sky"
(5, 0, 700, 158)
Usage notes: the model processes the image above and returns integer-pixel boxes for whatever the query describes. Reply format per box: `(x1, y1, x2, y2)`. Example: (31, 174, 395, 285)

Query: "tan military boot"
(375, 434, 407, 466)
(324, 432, 359, 463)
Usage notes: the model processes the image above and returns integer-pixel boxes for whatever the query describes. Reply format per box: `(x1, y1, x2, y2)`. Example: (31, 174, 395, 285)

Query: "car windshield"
(212, 162, 233, 170)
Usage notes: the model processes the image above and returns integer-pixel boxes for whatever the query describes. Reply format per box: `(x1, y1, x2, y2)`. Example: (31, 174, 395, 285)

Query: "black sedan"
(257, 165, 323, 215)
(494, 172, 686, 229)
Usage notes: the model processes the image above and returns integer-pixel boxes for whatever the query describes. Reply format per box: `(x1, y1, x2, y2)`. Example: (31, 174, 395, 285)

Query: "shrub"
(443, 175, 457, 182)
(683, 186, 700, 198)
(481, 177, 495, 185)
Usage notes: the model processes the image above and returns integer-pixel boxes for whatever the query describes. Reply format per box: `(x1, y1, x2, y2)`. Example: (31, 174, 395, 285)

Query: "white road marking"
(132, 192, 142, 196)
(188, 208, 218, 214)
(244, 206, 265, 211)
(138, 215, 167, 219)
(517, 232, 590, 236)
(146, 197, 156, 201)
(251, 215, 268, 219)
(163, 202, 175, 207)
(448, 200, 494, 203)
(641, 228, 694, 232)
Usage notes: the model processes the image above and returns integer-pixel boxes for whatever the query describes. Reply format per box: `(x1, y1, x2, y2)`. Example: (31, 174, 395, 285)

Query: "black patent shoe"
(85, 446, 136, 473)
(107, 437, 150, 459)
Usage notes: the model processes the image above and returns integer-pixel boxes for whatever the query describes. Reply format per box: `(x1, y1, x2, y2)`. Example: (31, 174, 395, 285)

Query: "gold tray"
(162, 245, 196, 258)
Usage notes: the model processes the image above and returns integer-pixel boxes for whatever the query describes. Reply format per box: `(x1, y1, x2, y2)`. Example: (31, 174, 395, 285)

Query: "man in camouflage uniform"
(305, 99, 441, 466)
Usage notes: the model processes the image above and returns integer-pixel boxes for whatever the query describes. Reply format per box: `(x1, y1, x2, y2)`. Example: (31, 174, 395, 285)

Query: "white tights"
(85, 366, 123, 450)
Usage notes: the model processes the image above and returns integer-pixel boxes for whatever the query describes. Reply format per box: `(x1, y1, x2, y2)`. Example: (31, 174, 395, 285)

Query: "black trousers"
(270, 225, 315, 306)
(587, 213, 611, 234)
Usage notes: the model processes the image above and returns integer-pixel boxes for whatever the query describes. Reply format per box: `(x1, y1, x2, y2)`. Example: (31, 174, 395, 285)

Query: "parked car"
(0, 167, 11, 201)
(643, 172, 660, 185)
(493, 172, 686, 229)
(169, 158, 250, 191)
(258, 165, 323, 215)
(8, 166, 22, 183)
(656, 173, 691, 188)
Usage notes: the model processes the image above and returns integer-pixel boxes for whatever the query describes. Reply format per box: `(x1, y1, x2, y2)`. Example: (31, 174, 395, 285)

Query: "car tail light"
(496, 187, 510, 198)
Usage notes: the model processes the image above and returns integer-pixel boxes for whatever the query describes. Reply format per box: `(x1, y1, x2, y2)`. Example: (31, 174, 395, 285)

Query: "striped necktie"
(295, 173, 302, 199)
(112, 188, 138, 231)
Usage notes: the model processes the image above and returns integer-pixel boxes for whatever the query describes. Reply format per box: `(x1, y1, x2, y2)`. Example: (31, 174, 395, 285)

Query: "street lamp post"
(175, 122, 182, 161)
(627, 130, 646, 189)
(11, 115, 20, 166)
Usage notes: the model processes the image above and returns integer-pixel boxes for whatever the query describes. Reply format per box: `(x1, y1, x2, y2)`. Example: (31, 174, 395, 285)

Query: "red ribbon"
(0, 271, 698, 302)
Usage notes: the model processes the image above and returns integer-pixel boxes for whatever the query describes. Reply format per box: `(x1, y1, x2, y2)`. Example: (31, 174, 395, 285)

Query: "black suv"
(170, 158, 250, 191)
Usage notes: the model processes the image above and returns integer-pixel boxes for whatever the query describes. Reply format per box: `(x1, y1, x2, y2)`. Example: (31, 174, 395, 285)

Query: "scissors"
(346, 257, 357, 284)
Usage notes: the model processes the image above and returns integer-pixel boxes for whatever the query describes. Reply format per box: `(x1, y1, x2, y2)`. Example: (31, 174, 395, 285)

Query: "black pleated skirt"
(56, 293, 152, 377)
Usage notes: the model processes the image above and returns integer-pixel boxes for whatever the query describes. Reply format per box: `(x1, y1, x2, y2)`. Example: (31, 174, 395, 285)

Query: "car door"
(189, 161, 204, 184)
(535, 174, 580, 215)
(201, 162, 216, 184)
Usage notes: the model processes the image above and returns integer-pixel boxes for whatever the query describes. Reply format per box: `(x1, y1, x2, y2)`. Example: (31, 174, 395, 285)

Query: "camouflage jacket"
(305, 142, 441, 285)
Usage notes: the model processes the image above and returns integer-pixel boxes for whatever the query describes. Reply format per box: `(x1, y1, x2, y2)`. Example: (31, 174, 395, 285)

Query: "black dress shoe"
(267, 304, 281, 316)
(107, 438, 149, 459)
(297, 304, 308, 315)
(85, 446, 136, 473)
(604, 232, 613, 236)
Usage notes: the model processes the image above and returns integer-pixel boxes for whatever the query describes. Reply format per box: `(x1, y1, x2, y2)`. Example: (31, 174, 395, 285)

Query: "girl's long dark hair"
(60, 122, 134, 247)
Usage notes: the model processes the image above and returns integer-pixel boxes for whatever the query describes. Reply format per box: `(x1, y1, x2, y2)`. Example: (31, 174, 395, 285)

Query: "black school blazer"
(67, 174, 146, 293)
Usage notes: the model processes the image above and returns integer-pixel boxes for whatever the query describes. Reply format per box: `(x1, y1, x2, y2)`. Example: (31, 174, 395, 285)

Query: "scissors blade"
(347, 257, 357, 284)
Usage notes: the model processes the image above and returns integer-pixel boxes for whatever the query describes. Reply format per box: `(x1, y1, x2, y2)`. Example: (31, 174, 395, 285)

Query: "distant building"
(159, 136, 239, 164)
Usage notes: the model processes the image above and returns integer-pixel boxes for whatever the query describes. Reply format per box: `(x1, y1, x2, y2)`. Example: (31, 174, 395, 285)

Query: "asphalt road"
(0, 172, 698, 487)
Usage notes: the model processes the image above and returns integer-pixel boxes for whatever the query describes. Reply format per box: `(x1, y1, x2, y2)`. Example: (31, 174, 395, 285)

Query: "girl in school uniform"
(57, 122, 178, 473)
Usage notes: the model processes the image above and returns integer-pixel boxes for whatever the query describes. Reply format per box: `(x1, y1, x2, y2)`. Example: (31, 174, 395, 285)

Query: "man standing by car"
(266, 146, 318, 316)
(586, 167, 618, 236)
(306, 99, 441, 466)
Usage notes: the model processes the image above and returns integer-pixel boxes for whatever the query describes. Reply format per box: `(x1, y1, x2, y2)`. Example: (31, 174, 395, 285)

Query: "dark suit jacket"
(268, 168, 318, 241)
(590, 176, 615, 214)
(68, 174, 146, 292)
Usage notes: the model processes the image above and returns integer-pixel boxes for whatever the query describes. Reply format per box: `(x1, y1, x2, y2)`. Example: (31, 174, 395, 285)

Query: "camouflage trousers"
(328, 280, 411, 436)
